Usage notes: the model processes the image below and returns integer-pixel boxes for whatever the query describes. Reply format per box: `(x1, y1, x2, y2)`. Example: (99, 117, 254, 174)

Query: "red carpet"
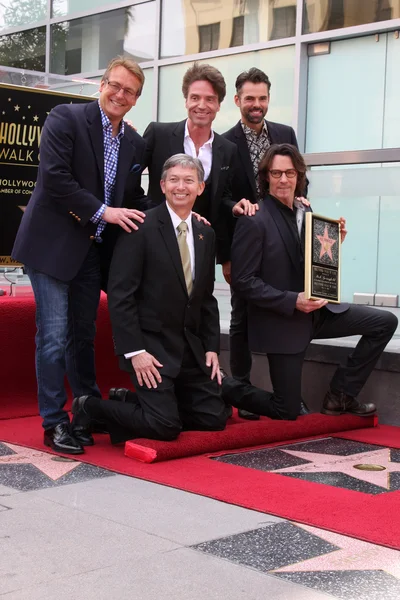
(0, 293, 130, 420)
(0, 415, 398, 549)
(125, 413, 377, 462)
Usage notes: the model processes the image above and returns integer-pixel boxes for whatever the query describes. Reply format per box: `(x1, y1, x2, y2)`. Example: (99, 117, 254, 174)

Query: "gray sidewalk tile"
(0, 493, 179, 595)
(0, 547, 336, 600)
(30, 474, 283, 544)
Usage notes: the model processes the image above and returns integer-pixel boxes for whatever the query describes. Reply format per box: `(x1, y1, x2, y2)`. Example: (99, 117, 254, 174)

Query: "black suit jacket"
(108, 202, 220, 377)
(12, 101, 147, 282)
(143, 119, 236, 263)
(231, 195, 348, 355)
(222, 120, 299, 205)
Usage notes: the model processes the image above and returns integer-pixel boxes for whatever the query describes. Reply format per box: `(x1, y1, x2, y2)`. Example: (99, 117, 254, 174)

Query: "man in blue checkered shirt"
(13, 56, 148, 455)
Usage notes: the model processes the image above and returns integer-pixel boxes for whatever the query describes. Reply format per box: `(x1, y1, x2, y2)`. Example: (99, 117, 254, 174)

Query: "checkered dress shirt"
(91, 101, 125, 241)
(241, 120, 270, 201)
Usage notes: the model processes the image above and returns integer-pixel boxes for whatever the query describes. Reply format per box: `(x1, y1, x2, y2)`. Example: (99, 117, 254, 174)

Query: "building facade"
(0, 0, 399, 302)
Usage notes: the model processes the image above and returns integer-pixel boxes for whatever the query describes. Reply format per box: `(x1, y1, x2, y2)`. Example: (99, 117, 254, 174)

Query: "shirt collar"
(184, 119, 214, 146)
(166, 201, 192, 233)
(98, 101, 125, 139)
(241, 119, 268, 139)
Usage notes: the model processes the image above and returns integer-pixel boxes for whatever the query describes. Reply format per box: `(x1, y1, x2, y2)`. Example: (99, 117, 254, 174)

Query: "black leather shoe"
(299, 401, 311, 415)
(238, 408, 260, 420)
(321, 390, 376, 417)
(71, 396, 94, 446)
(44, 423, 84, 455)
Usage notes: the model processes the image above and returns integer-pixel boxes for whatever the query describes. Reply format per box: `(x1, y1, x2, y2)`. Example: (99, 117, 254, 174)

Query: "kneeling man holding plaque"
(228, 143, 397, 420)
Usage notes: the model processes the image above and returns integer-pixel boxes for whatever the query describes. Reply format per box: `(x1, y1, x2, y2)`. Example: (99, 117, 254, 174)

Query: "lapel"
(86, 102, 104, 188)
(113, 132, 136, 207)
(191, 217, 206, 294)
(264, 195, 301, 274)
(210, 133, 223, 215)
(267, 120, 281, 144)
(234, 121, 257, 201)
(158, 203, 188, 297)
(170, 120, 186, 155)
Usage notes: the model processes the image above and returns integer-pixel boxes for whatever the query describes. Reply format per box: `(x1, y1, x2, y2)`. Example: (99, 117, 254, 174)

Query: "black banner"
(0, 84, 92, 266)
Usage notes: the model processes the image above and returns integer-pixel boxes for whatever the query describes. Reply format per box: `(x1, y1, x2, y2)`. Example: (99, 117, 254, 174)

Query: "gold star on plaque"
(14, 105, 20, 111)
(198, 234, 204, 240)
(33, 115, 39, 121)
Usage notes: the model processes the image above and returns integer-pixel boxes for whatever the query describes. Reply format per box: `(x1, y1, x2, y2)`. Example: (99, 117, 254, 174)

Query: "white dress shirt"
(183, 119, 214, 181)
(124, 204, 195, 359)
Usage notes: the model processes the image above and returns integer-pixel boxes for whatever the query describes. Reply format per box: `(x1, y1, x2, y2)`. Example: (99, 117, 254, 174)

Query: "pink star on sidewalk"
(274, 447, 399, 490)
(0, 443, 80, 480)
(316, 225, 337, 260)
(273, 523, 400, 578)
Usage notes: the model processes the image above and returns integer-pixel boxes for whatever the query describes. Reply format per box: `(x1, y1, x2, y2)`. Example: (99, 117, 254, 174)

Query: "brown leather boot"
(322, 390, 376, 417)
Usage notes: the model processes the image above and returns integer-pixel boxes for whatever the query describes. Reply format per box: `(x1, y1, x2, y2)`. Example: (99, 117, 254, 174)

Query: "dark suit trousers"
(85, 355, 227, 444)
(223, 305, 397, 420)
(229, 289, 252, 382)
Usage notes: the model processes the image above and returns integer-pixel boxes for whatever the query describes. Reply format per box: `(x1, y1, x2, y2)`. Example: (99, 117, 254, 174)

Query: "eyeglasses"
(104, 78, 138, 101)
(268, 169, 297, 179)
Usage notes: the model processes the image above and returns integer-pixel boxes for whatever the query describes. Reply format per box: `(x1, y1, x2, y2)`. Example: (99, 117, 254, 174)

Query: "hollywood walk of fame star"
(0, 443, 80, 480)
(316, 225, 336, 260)
(14, 105, 20, 112)
(274, 447, 399, 490)
(33, 115, 39, 122)
(273, 523, 400, 578)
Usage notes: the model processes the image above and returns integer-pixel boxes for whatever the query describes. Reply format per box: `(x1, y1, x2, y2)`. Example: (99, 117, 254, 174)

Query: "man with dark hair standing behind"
(12, 56, 148, 455)
(223, 67, 303, 419)
(143, 62, 256, 278)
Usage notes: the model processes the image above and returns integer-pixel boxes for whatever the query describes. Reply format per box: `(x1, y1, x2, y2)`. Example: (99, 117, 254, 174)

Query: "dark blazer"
(142, 119, 236, 263)
(108, 202, 220, 378)
(12, 101, 147, 282)
(231, 195, 348, 355)
(222, 119, 300, 205)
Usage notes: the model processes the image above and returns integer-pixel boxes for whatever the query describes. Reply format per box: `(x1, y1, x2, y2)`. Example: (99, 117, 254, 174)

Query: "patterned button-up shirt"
(241, 120, 270, 201)
(91, 101, 125, 241)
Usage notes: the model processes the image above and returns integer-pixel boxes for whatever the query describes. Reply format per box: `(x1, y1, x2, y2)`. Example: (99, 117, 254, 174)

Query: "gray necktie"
(177, 221, 193, 295)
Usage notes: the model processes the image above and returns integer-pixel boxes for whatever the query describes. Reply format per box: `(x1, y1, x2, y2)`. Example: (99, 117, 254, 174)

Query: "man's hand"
(296, 196, 310, 207)
(296, 292, 327, 313)
(131, 352, 163, 389)
(124, 119, 137, 131)
(222, 261, 231, 284)
(232, 199, 259, 217)
(192, 211, 211, 226)
(103, 207, 145, 232)
(206, 351, 221, 385)
(339, 216, 347, 243)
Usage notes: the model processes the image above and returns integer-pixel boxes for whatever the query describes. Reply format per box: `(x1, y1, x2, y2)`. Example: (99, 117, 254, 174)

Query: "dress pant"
(26, 244, 102, 429)
(85, 348, 227, 444)
(223, 304, 397, 420)
(229, 290, 252, 382)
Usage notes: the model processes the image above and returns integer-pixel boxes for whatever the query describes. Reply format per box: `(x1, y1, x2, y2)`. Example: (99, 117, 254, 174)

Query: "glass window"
(161, 0, 297, 59)
(303, 0, 398, 34)
(308, 163, 400, 302)
(0, 0, 47, 31)
(0, 27, 46, 72)
(50, 2, 156, 75)
(52, 0, 129, 18)
(158, 45, 296, 133)
(305, 35, 386, 153)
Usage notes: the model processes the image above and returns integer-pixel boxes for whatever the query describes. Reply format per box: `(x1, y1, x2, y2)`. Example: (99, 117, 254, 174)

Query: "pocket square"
(220, 165, 230, 171)
(130, 163, 142, 173)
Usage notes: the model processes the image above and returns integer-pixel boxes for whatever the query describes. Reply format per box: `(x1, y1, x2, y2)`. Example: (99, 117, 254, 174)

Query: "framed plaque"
(305, 213, 341, 303)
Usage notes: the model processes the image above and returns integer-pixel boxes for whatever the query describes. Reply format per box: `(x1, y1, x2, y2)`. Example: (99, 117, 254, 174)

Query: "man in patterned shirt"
(223, 68, 303, 419)
(12, 56, 148, 454)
